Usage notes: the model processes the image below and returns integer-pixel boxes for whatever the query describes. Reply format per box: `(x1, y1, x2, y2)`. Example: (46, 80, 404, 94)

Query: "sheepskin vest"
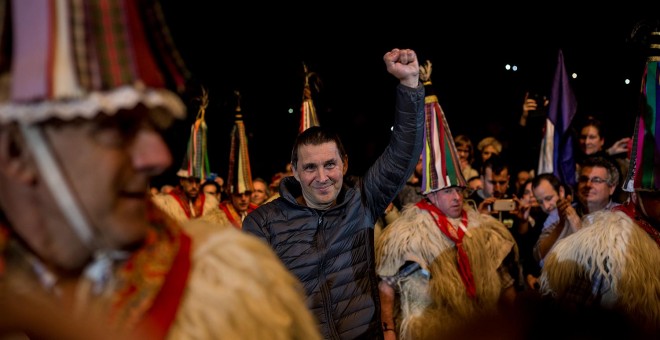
(540, 209, 660, 334)
(376, 204, 516, 339)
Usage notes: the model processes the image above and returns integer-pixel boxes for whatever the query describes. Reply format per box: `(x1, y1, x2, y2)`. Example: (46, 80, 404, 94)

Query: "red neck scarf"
(416, 199, 476, 298)
(219, 201, 259, 229)
(613, 201, 660, 248)
(169, 188, 206, 219)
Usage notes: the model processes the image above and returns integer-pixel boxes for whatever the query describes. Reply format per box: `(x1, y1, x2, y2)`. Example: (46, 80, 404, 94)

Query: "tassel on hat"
(299, 63, 321, 133)
(419, 60, 467, 195)
(177, 88, 210, 179)
(226, 90, 253, 194)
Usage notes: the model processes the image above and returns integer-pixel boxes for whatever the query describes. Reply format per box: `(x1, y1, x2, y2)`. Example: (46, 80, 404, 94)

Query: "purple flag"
(538, 49, 578, 187)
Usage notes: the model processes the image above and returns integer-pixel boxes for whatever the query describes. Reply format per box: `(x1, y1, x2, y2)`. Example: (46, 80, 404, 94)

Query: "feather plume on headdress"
(177, 87, 210, 179)
(227, 90, 253, 194)
(419, 60, 467, 195)
(299, 63, 321, 133)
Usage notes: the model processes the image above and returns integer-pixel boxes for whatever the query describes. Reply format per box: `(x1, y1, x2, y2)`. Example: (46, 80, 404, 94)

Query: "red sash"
(111, 200, 192, 337)
(169, 188, 206, 219)
(613, 202, 660, 247)
(416, 199, 476, 298)
(219, 202, 258, 229)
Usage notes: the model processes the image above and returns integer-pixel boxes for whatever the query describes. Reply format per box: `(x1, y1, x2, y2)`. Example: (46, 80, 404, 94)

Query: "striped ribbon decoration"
(227, 92, 254, 194)
(624, 59, 660, 191)
(9, 0, 189, 102)
(421, 90, 467, 195)
(179, 89, 210, 179)
(299, 63, 320, 133)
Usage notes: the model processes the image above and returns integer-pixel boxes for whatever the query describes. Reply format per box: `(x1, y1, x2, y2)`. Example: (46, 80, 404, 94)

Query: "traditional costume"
(539, 23, 660, 335)
(152, 88, 221, 224)
(376, 60, 518, 339)
(215, 91, 258, 229)
(0, 1, 320, 338)
(1, 202, 321, 339)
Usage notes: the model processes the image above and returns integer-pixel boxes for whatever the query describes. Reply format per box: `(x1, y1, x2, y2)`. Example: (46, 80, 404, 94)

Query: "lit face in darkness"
(293, 141, 347, 210)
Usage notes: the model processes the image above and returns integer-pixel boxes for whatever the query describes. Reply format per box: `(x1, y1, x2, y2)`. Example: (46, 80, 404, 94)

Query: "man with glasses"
(533, 157, 621, 265)
(575, 156, 621, 217)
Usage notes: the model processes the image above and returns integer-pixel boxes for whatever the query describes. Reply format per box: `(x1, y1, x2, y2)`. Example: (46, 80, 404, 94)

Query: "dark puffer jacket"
(243, 84, 424, 339)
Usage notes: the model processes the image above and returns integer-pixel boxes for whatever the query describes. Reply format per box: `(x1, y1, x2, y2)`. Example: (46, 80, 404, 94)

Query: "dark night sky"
(153, 4, 652, 187)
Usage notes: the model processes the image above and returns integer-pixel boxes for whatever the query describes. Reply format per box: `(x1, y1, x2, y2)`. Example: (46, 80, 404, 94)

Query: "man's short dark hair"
(580, 156, 620, 187)
(290, 126, 347, 169)
(481, 154, 508, 176)
(532, 173, 563, 194)
(201, 180, 221, 193)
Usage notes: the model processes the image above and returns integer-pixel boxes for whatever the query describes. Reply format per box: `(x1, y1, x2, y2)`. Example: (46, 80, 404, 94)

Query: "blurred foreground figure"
(0, 1, 319, 339)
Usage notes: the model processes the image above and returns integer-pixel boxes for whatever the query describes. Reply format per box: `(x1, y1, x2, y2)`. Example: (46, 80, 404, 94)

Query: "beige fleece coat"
(540, 209, 660, 333)
(376, 204, 516, 339)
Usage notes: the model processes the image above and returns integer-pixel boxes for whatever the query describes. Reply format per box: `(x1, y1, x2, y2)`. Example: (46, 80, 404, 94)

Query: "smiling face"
(577, 165, 615, 210)
(533, 179, 564, 214)
(3, 106, 174, 270)
(251, 180, 269, 205)
(579, 125, 605, 155)
(292, 141, 347, 210)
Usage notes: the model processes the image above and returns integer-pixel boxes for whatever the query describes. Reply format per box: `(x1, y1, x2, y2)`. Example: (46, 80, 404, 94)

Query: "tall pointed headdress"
(177, 87, 210, 179)
(299, 63, 321, 133)
(0, 0, 189, 123)
(623, 21, 660, 193)
(419, 60, 466, 195)
(0, 0, 190, 250)
(226, 90, 253, 194)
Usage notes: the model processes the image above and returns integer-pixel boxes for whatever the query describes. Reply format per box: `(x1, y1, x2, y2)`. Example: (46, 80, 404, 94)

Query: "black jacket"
(243, 83, 424, 339)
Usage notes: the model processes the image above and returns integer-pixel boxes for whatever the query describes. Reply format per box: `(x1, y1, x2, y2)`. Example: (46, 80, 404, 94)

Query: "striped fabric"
(1, 0, 190, 122)
(178, 89, 210, 179)
(227, 93, 254, 195)
(537, 49, 577, 188)
(623, 59, 660, 192)
(299, 63, 320, 133)
(421, 85, 467, 195)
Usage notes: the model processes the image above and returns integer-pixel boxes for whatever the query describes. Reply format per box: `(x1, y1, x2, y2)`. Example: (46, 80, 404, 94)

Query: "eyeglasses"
(577, 176, 608, 185)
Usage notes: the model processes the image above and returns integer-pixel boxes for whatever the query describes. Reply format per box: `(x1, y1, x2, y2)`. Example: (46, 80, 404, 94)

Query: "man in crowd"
(152, 171, 221, 223)
(533, 157, 621, 265)
(218, 189, 259, 229)
(0, 1, 320, 338)
(243, 48, 425, 339)
(539, 33, 660, 335)
(531, 173, 580, 265)
(375, 60, 517, 339)
(574, 156, 621, 216)
(251, 177, 271, 206)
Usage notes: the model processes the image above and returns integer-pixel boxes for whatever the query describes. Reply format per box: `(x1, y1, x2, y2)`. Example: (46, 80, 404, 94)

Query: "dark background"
(153, 4, 653, 188)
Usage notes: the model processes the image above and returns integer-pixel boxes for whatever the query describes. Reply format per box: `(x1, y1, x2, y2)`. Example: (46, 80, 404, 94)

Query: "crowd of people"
(1, 1, 659, 339)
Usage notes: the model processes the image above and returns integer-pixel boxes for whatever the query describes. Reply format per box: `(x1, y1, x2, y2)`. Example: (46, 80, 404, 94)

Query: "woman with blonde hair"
(477, 136, 503, 164)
